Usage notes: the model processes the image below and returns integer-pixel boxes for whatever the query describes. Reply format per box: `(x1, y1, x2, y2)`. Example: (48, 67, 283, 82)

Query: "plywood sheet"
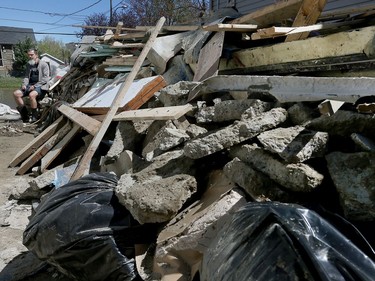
(72, 75, 166, 114)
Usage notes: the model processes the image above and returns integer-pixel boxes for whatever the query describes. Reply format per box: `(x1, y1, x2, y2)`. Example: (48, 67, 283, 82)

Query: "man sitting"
(14, 48, 50, 123)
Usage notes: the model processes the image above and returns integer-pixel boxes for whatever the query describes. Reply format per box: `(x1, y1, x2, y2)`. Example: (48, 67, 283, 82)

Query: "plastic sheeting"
(201, 202, 375, 281)
(23, 172, 156, 281)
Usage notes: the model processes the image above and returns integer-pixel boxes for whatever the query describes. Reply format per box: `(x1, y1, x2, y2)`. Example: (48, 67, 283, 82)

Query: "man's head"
(27, 48, 39, 65)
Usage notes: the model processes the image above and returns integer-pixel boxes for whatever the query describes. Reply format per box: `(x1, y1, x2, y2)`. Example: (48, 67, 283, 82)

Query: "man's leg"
(13, 89, 29, 122)
(28, 90, 39, 122)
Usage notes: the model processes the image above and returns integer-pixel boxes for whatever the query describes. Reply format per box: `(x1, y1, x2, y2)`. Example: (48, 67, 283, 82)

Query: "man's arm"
(22, 64, 31, 87)
(35, 61, 51, 89)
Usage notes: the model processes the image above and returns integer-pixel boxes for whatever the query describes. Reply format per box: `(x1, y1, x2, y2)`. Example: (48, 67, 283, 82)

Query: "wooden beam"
(58, 104, 101, 135)
(220, 25, 375, 72)
(202, 23, 257, 32)
(230, 0, 303, 26)
(40, 124, 81, 173)
(70, 17, 166, 181)
(285, 0, 327, 42)
(16, 121, 73, 175)
(8, 116, 64, 167)
(113, 104, 194, 121)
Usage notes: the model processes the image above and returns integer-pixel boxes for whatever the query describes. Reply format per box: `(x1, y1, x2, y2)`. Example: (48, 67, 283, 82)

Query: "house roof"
(0, 26, 36, 44)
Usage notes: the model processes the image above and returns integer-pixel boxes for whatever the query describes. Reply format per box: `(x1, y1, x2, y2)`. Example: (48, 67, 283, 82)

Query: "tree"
(37, 36, 71, 64)
(12, 37, 36, 75)
(79, 0, 209, 38)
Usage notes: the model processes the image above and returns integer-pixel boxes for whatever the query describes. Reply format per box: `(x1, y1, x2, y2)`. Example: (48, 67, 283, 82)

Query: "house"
(0, 26, 36, 76)
(210, 0, 374, 15)
(40, 53, 66, 77)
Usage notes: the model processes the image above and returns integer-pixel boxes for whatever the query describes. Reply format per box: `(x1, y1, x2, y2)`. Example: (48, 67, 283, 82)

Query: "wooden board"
(230, 0, 303, 26)
(113, 104, 193, 121)
(16, 121, 73, 175)
(70, 17, 166, 181)
(58, 104, 101, 135)
(8, 116, 64, 167)
(193, 31, 225, 82)
(73, 75, 167, 115)
(220, 25, 375, 72)
(285, 0, 327, 42)
(202, 23, 257, 32)
(40, 124, 81, 172)
(250, 19, 365, 40)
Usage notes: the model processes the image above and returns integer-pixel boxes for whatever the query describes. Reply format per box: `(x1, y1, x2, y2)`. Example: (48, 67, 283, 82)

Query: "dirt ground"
(0, 121, 74, 280)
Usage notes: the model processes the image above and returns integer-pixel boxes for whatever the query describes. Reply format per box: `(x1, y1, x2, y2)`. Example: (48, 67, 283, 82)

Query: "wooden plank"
(110, 42, 145, 49)
(250, 19, 365, 40)
(113, 104, 193, 121)
(193, 31, 225, 82)
(285, 0, 327, 42)
(70, 17, 166, 181)
(202, 23, 257, 32)
(230, 0, 303, 26)
(114, 21, 124, 37)
(8, 116, 64, 167)
(122, 75, 167, 111)
(58, 104, 101, 135)
(220, 25, 375, 72)
(16, 121, 73, 175)
(40, 124, 81, 173)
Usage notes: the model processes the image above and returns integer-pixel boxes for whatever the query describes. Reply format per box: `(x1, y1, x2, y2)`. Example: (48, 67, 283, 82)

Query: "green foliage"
(37, 36, 71, 64)
(12, 37, 36, 74)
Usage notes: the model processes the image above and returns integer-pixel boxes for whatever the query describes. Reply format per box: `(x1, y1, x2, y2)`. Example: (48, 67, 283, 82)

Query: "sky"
(0, 0, 128, 44)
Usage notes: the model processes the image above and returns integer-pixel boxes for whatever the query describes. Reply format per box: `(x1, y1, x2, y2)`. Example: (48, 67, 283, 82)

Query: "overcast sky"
(0, 0, 127, 43)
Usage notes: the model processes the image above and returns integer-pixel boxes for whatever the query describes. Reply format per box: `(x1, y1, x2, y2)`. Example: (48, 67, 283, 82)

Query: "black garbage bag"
(201, 202, 375, 281)
(23, 172, 156, 281)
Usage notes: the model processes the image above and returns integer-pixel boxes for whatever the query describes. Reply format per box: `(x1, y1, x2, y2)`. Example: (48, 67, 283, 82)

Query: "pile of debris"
(4, 1, 375, 280)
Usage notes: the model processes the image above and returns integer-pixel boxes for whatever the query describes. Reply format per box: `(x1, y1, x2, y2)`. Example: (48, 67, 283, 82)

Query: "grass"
(0, 77, 22, 88)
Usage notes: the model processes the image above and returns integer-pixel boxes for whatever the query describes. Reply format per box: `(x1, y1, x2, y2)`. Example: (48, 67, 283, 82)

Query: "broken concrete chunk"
(307, 110, 375, 139)
(257, 126, 329, 163)
(185, 124, 208, 138)
(326, 151, 375, 221)
(224, 158, 293, 202)
(230, 144, 324, 192)
(151, 171, 246, 281)
(142, 127, 190, 161)
(184, 108, 287, 159)
(157, 80, 199, 106)
(116, 174, 197, 224)
(287, 102, 317, 125)
(105, 121, 144, 160)
(115, 150, 196, 224)
(101, 150, 143, 177)
(196, 99, 273, 123)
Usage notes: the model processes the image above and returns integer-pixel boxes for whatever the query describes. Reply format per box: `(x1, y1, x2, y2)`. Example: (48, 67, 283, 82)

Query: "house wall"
(0, 45, 14, 76)
(211, 0, 374, 14)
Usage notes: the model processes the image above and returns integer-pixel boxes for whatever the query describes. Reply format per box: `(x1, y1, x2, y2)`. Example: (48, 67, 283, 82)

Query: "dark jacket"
(22, 59, 51, 91)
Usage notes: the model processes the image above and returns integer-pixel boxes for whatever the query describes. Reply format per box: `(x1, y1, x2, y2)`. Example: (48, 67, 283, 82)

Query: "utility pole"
(110, 0, 113, 25)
